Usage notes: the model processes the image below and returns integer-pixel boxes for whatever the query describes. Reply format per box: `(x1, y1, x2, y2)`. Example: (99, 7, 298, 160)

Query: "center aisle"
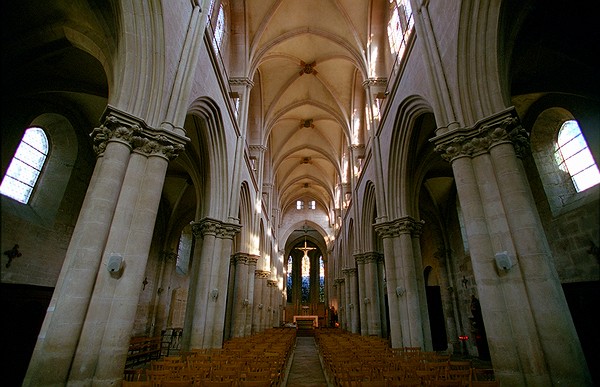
(283, 336, 330, 387)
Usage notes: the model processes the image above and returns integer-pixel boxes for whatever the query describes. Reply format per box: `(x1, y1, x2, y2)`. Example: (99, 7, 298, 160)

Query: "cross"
(295, 240, 316, 258)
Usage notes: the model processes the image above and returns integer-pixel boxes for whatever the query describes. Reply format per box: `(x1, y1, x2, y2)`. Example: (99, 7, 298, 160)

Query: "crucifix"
(295, 239, 316, 258)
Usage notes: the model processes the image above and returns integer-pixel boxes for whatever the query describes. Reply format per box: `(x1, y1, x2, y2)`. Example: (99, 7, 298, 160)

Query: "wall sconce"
(210, 288, 219, 301)
(107, 254, 124, 273)
(395, 287, 405, 297)
(494, 251, 514, 272)
(364, 297, 370, 305)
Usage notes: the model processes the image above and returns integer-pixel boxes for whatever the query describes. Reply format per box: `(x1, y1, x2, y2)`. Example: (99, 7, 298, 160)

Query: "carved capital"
(335, 278, 345, 285)
(342, 267, 357, 277)
(231, 252, 249, 265)
(247, 254, 259, 266)
(375, 216, 424, 238)
(191, 218, 221, 237)
(191, 218, 240, 239)
(362, 77, 388, 89)
(90, 115, 137, 156)
(363, 251, 383, 263)
(354, 253, 366, 265)
(91, 107, 186, 160)
(229, 77, 255, 88)
(255, 270, 271, 279)
(218, 222, 241, 239)
(432, 107, 529, 162)
(267, 279, 278, 287)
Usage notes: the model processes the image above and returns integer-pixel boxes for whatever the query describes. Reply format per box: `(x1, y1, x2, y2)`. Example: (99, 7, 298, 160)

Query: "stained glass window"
(1, 127, 48, 204)
(554, 120, 600, 192)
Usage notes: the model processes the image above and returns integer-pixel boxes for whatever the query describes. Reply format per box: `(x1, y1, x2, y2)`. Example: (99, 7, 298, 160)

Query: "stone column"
(343, 268, 360, 334)
(340, 278, 347, 329)
(291, 249, 303, 312)
(267, 279, 278, 327)
(184, 218, 219, 349)
(245, 255, 259, 335)
(253, 269, 269, 333)
(410, 219, 432, 350)
(374, 222, 403, 348)
(231, 253, 249, 337)
(88, 133, 182, 384)
(397, 217, 428, 350)
(24, 109, 186, 386)
(433, 108, 591, 386)
(354, 253, 368, 335)
(332, 281, 339, 327)
(209, 223, 240, 347)
(364, 252, 382, 336)
(377, 256, 388, 339)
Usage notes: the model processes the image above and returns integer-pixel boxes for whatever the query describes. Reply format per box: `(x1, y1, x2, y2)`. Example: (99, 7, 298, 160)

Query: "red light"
(459, 335, 469, 341)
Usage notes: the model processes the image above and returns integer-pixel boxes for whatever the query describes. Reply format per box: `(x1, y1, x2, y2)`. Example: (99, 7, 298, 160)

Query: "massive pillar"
(432, 108, 591, 386)
(231, 253, 249, 337)
(343, 268, 359, 333)
(24, 108, 186, 386)
(184, 218, 240, 350)
(364, 252, 383, 336)
(245, 255, 259, 335)
(354, 253, 368, 335)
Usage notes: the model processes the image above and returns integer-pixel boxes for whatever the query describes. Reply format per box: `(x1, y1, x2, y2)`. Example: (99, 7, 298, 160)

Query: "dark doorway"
(425, 286, 447, 351)
(0, 283, 53, 386)
(563, 281, 599, 385)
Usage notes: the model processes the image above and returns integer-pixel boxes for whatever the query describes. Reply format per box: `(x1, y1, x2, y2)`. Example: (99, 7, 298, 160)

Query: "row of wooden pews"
(314, 328, 498, 386)
(123, 327, 297, 386)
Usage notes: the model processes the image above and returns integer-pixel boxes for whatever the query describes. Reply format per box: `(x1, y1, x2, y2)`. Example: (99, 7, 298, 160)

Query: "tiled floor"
(284, 337, 330, 387)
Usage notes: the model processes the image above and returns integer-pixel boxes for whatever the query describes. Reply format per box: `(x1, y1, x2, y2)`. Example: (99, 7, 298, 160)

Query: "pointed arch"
(361, 181, 378, 253)
(186, 97, 230, 220)
(388, 95, 438, 219)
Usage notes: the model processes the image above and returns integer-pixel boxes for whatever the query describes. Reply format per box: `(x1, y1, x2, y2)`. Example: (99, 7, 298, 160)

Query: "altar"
(293, 315, 319, 327)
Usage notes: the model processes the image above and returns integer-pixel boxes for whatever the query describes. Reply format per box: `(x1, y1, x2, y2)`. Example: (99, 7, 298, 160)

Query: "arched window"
(176, 224, 193, 276)
(387, 0, 414, 56)
(554, 120, 600, 192)
(212, 4, 225, 51)
(287, 255, 293, 302)
(1, 127, 49, 204)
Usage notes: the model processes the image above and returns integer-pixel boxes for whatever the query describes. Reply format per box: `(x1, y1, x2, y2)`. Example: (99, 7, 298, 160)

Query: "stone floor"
(283, 337, 330, 387)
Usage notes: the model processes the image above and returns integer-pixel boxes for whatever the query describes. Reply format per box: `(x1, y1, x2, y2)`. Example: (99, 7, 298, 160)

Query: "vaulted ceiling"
(245, 0, 375, 226)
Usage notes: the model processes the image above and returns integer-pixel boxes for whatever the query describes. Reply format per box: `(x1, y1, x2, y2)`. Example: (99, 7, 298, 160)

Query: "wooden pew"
(126, 336, 162, 367)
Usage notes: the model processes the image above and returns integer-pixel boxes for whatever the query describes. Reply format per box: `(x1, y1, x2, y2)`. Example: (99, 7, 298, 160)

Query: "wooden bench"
(126, 336, 162, 367)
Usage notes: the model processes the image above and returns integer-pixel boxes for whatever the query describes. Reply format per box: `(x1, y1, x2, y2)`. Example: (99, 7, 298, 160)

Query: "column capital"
(91, 105, 187, 159)
(354, 253, 366, 265)
(267, 279, 278, 287)
(247, 254, 259, 266)
(255, 270, 271, 279)
(431, 107, 529, 162)
(335, 278, 345, 285)
(363, 251, 384, 263)
(229, 77, 255, 88)
(191, 218, 240, 239)
(231, 252, 249, 265)
(362, 77, 388, 89)
(342, 267, 358, 276)
(217, 222, 241, 239)
(374, 216, 425, 238)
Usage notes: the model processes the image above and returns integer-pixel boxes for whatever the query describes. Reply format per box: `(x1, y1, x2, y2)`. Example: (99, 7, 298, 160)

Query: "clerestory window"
(554, 120, 600, 192)
(212, 5, 225, 51)
(1, 127, 49, 204)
